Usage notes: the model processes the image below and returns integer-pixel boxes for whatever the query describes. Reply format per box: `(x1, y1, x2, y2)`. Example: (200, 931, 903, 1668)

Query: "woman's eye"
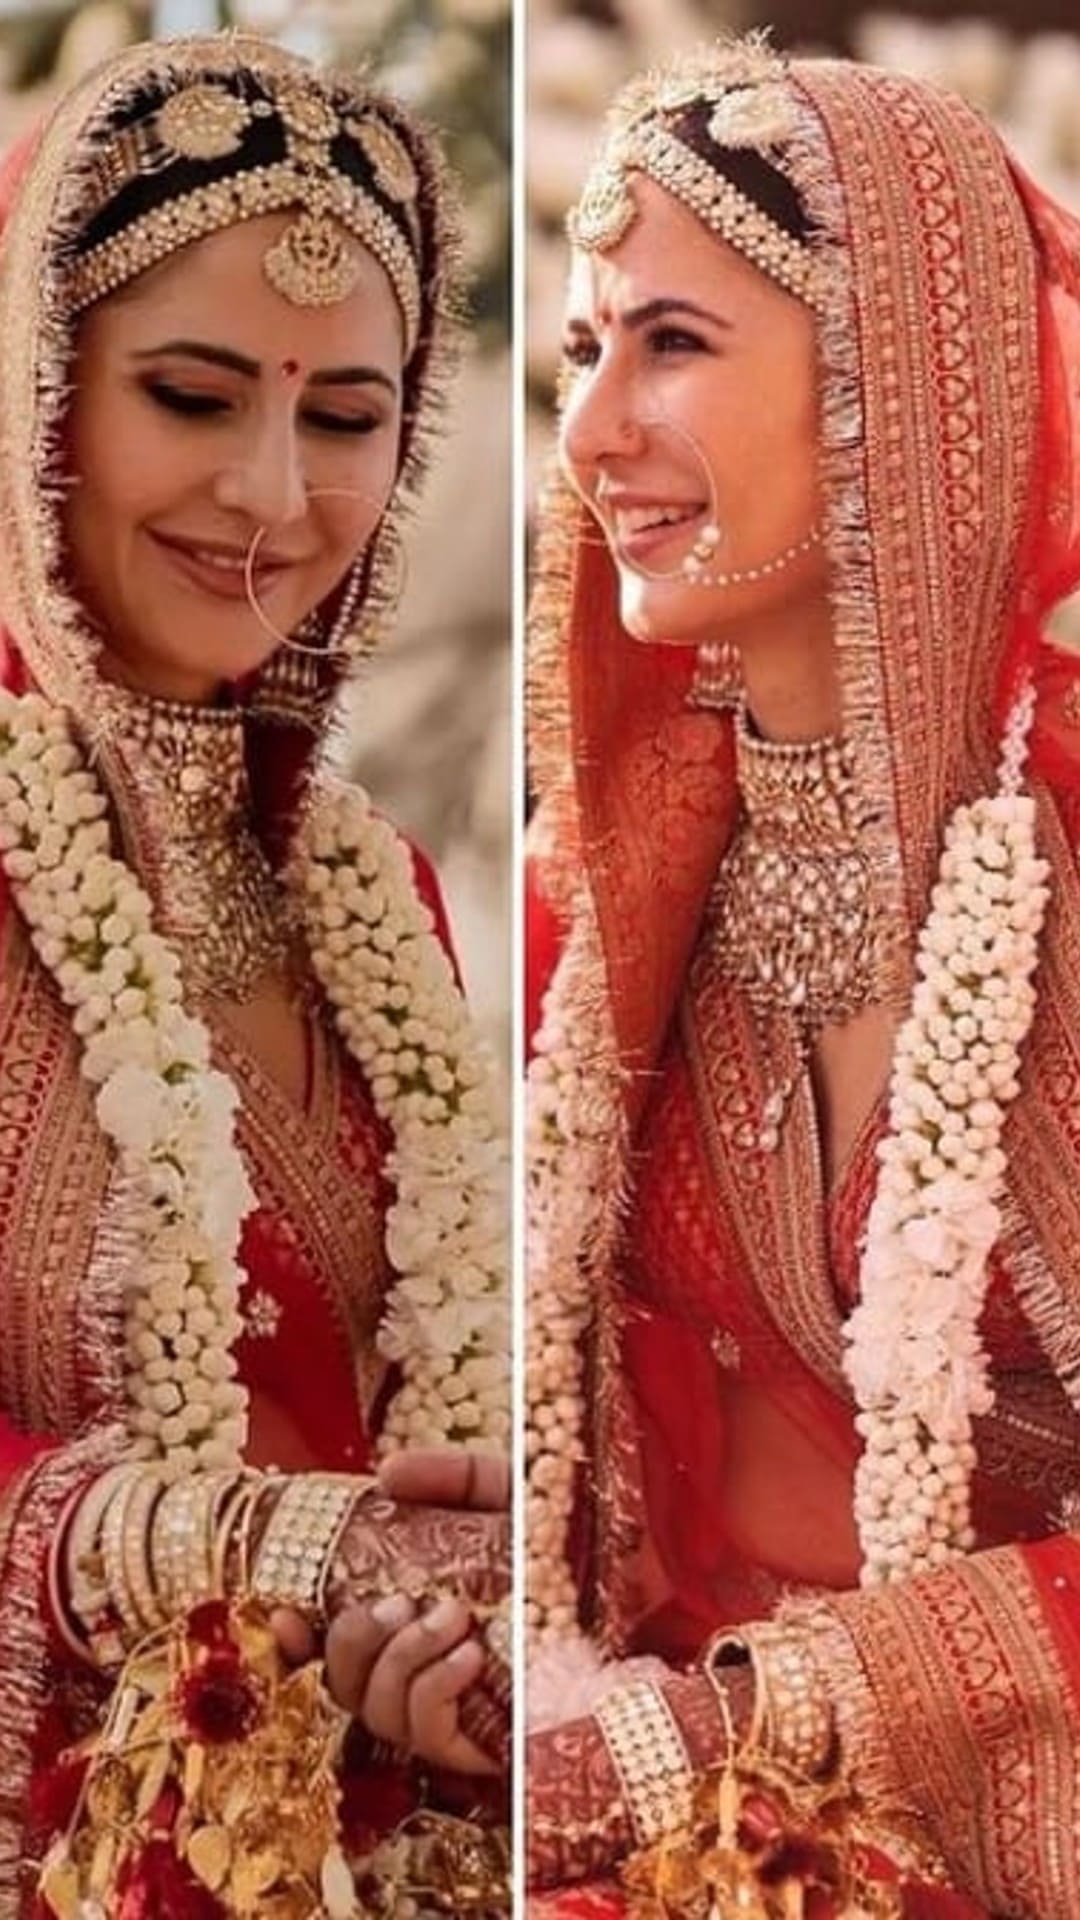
(302, 409, 381, 437)
(647, 325, 707, 355)
(144, 379, 229, 417)
(560, 337, 600, 369)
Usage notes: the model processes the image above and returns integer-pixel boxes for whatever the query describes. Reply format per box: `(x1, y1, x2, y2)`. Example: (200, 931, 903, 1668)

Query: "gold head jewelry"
(64, 48, 424, 346)
(567, 37, 829, 313)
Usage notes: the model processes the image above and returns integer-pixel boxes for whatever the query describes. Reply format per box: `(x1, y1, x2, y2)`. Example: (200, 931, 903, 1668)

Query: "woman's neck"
(97, 646, 226, 708)
(732, 589, 841, 743)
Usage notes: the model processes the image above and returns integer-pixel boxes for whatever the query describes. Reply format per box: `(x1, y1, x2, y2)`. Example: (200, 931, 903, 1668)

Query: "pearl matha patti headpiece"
(64, 49, 423, 345)
(567, 37, 829, 314)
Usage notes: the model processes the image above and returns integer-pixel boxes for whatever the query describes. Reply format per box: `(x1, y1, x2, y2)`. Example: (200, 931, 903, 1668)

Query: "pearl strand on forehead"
(680, 522, 822, 586)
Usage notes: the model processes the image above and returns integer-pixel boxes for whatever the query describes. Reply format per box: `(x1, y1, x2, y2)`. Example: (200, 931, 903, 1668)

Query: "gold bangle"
(237, 1477, 280, 1591)
(594, 1680, 693, 1847)
(152, 1473, 234, 1615)
(100, 1472, 144, 1643)
(702, 1630, 766, 1753)
(749, 1623, 834, 1778)
(211, 1474, 258, 1596)
(66, 1463, 137, 1632)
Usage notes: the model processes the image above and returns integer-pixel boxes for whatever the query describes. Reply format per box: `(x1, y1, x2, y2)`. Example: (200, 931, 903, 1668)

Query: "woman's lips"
(606, 501, 707, 565)
(148, 530, 290, 604)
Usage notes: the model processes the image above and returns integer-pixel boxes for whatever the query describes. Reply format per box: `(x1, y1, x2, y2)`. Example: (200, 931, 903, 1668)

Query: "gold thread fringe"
(0, 1429, 124, 1917)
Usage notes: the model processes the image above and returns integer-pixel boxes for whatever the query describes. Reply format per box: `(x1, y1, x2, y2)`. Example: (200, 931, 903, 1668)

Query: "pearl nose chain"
(681, 522, 823, 588)
(593, 412, 822, 589)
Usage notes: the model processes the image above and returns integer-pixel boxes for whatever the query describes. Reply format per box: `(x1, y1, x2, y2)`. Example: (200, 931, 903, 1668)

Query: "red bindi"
(280, 357, 301, 378)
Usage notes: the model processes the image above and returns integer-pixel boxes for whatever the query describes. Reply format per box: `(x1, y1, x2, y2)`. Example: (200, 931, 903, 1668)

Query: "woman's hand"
(273, 1449, 511, 1773)
(327, 1448, 511, 1772)
(325, 1486, 509, 1620)
(377, 1447, 510, 1512)
(325, 1592, 500, 1773)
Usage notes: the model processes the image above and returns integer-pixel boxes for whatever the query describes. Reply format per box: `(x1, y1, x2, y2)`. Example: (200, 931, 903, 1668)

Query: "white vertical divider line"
(510, 0, 527, 1909)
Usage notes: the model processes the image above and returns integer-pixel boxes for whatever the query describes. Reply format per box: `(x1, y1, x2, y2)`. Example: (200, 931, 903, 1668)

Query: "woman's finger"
(377, 1448, 510, 1511)
(271, 1605, 318, 1667)
(361, 1595, 472, 1746)
(324, 1595, 415, 1716)
(406, 1639, 498, 1775)
(459, 1667, 512, 1772)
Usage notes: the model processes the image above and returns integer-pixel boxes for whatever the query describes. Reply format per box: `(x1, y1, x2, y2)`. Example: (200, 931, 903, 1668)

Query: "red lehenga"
(0, 42, 492, 1917)
(527, 50, 1080, 1920)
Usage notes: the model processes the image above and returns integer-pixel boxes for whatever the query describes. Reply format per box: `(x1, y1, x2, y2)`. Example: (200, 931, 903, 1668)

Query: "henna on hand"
(526, 1664, 755, 1888)
(325, 1489, 509, 1618)
(459, 1649, 511, 1772)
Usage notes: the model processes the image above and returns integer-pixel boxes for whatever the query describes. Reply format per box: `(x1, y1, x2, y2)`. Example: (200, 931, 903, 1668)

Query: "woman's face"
(64, 212, 405, 703)
(560, 175, 825, 647)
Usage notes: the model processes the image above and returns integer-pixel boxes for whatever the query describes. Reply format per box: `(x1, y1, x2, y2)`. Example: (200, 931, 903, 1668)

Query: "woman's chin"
(617, 579, 713, 650)
(102, 626, 287, 702)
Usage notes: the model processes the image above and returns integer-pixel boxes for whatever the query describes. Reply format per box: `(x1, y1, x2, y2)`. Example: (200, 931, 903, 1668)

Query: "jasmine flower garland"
(0, 690, 508, 1474)
(295, 785, 509, 1455)
(845, 683, 1048, 1582)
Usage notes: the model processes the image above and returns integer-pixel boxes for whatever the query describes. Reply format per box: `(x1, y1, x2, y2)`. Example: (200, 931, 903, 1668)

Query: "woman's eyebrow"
(562, 298, 732, 336)
(622, 297, 732, 330)
(307, 363, 399, 397)
(131, 338, 399, 396)
(132, 339, 260, 377)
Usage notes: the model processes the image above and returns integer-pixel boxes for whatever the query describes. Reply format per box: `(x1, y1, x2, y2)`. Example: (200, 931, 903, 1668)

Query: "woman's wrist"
(527, 1665, 756, 1889)
(701, 1622, 836, 1780)
(61, 1464, 334, 1663)
(61, 1465, 510, 1673)
(324, 1486, 511, 1620)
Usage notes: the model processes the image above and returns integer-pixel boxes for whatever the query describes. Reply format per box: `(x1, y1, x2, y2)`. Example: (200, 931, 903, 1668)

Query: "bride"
(0, 32, 509, 1918)
(527, 36, 1080, 1918)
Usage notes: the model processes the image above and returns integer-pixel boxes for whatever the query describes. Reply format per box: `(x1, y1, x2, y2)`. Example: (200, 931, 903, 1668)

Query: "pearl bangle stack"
(705, 1626, 835, 1781)
(595, 1680, 694, 1847)
(251, 1473, 360, 1624)
(62, 1465, 266, 1665)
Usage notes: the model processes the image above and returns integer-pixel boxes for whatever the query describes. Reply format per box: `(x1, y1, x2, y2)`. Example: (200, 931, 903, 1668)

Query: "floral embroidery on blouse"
(244, 1289, 284, 1341)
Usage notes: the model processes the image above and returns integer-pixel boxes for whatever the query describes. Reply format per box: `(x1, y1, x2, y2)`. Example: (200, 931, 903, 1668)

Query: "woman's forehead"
(84, 214, 407, 371)
(563, 192, 768, 330)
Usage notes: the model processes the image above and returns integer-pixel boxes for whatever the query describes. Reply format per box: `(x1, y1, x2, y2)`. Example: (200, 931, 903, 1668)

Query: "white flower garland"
(0, 690, 508, 1473)
(845, 686, 1048, 1582)
(296, 787, 509, 1455)
(525, 687, 1050, 1640)
(525, 914, 622, 1646)
(0, 692, 250, 1476)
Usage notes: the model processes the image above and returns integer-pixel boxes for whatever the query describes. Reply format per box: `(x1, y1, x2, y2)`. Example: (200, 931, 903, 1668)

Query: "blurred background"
(528, 0, 1080, 644)
(0, 0, 511, 1057)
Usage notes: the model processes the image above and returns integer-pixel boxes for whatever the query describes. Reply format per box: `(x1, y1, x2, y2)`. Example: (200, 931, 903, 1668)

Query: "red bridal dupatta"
(0, 41, 463, 1912)
(528, 54, 1080, 1918)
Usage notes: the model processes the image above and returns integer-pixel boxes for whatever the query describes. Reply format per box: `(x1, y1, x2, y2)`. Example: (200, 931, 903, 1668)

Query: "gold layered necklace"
(709, 705, 886, 1148)
(108, 695, 300, 1002)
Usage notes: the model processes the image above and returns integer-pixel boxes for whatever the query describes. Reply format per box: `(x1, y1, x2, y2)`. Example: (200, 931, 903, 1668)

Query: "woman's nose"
(560, 363, 647, 475)
(213, 407, 308, 527)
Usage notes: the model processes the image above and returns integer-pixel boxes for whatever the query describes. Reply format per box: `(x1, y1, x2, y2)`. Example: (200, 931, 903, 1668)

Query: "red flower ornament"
(176, 1650, 264, 1746)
